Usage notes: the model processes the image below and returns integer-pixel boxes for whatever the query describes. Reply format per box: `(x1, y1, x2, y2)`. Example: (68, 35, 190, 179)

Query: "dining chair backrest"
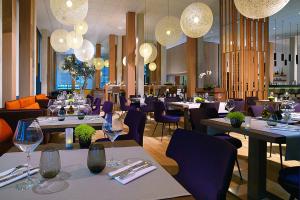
(200, 102, 220, 111)
(124, 109, 147, 146)
(92, 98, 101, 115)
(233, 100, 245, 112)
(189, 107, 219, 134)
(248, 105, 264, 117)
(294, 103, 300, 112)
(119, 95, 128, 111)
(153, 101, 166, 121)
(166, 129, 237, 200)
(246, 96, 258, 106)
(86, 94, 94, 104)
(102, 101, 113, 116)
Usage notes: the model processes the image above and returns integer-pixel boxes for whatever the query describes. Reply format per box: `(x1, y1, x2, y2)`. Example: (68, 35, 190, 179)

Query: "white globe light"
(50, 29, 69, 52)
(180, 2, 213, 38)
(139, 43, 153, 58)
(234, 0, 290, 19)
(66, 31, 83, 49)
(50, 0, 88, 25)
(122, 56, 127, 66)
(93, 58, 104, 70)
(145, 43, 157, 64)
(149, 62, 157, 71)
(155, 16, 182, 46)
(74, 39, 95, 62)
(75, 20, 88, 35)
(104, 60, 109, 67)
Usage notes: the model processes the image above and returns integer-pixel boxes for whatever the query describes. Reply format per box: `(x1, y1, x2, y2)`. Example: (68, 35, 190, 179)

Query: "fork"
(0, 164, 28, 180)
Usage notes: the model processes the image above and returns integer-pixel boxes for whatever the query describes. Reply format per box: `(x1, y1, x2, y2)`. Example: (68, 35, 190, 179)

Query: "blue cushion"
(278, 166, 300, 198)
(161, 115, 180, 123)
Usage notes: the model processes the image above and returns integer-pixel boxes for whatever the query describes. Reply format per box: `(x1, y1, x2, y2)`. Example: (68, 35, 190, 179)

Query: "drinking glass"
(225, 99, 236, 112)
(103, 113, 123, 168)
(244, 116, 252, 129)
(13, 119, 44, 191)
(39, 148, 61, 179)
(47, 99, 57, 117)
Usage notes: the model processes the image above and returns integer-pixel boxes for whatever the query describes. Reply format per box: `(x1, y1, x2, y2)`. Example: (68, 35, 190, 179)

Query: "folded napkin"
(108, 161, 157, 185)
(0, 168, 39, 188)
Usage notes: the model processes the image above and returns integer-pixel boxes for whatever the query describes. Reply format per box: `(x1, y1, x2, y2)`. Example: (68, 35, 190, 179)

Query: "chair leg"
(152, 123, 158, 136)
(161, 123, 164, 141)
(169, 123, 171, 134)
(269, 142, 273, 157)
(236, 158, 243, 181)
(279, 143, 283, 169)
(176, 122, 178, 129)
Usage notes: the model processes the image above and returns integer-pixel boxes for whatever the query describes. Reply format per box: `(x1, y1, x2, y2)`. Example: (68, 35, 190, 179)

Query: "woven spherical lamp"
(144, 43, 157, 64)
(149, 62, 157, 71)
(50, 29, 69, 52)
(93, 58, 104, 70)
(180, 2, 213, 38)
(104, 60, 109, 67)
(66, 31, 83, 49)
(74, 39, 95, 62)
(50, 0, 88, 25)
(234, 0, 290, 19)
(75, 20, 88, 35)
(139, 43, 153, 58)
(155, 16, 182, 46)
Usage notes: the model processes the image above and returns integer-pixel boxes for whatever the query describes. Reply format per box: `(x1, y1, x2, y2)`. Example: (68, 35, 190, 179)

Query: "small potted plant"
(75, 124, 96, 149)
(194, 97, 205, 103)
(226, 112, 245, 128)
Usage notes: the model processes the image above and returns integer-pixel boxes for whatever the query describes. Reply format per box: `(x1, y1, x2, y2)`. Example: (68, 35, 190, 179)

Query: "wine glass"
(225, 99, 236, 112)
(47, 99, 57, 118)
(13, 119, 44, 191)
(103, 113, 123, 168)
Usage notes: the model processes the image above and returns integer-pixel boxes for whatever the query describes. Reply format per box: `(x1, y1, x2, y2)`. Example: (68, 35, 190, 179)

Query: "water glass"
(244, 117, 251, 129)
(87, 144, 106, 174)
(39, 148, 61, 179)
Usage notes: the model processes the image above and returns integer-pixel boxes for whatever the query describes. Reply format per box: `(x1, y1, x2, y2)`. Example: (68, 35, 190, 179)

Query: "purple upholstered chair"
(189, 107, 243, 180)
(164, 96, 184, 117)
(248, 105, 264, 117)
(152, 101, 180, 141)
(166, 129, 237, 200)
(294, 103, 300, 112)
(119, 95, 130, 113)
(91, 98, 101, 115)
(278, 166, 300, 200)
(140, 96, 157, 114)
(96, 109, 147, 146)
(200, 101, 220, 111)
(101, 101, 113, 118)
(86, 94, 94, 105)
(232, 100, 245, 112)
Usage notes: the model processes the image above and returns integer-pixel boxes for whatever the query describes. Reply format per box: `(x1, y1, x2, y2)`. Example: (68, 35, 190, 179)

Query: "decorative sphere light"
(234, 0, 290, 19)
(180, 2, 213, 38)
(50, 0, 88, 25)
(74, 39, 95, 62)
(50, 29, 69, 52)
(104, 60, 109, 67)
(75, 20, 88, 35)
(93, 58, 104, 70)
(66, 31, 83, 49)
(145, 43, 157, 64)
(149, 62, 157, 71)
(122, 56, 127, 66)
(155, 16, 182, 46)
(139, 43, 153, 58)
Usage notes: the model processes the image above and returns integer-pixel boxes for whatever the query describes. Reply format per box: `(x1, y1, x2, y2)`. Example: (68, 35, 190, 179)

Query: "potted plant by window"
(75, 124, 96, 149)
(226, 112, 245, 128)
(194, 97, 205, 103)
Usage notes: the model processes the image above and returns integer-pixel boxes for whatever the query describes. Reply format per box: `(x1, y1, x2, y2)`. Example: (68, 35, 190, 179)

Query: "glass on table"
(244, 116, 252, 129)
(47, 99, 57, 117)
(13, 119, 43, 191)
(39, 148, 61, 179)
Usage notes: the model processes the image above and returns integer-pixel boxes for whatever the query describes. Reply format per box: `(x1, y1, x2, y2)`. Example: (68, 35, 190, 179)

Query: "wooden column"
(125, 12, 136, 98)
(19, 0, 36, 97)
(109, 35, 116, 84)
(186, 37, 197, 97)
(2, 0, 17, 103)
(47, 37, 56, 94)
(122, 36, 126, 83)
(155, 43, 162, 85)
(94, 44, 101, 89)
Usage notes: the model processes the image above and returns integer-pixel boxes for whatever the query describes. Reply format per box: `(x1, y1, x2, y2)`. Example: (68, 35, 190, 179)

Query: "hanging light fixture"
(145, 43, 157, 64)
(50, 29, 69, 52)
(75, 20, 88, 35)
(93, 58, 104, 70)
(155, 16, 182, 46)
(139, 43, 153, 58)
(66, 31, 83, 49)
(288, 23, 292, 62)
(274, 19, 277, 64)
(180, 2, 213, 38)
(104, 60, 109, 67)
(74, 39, 95, 62)
(281, 21, 284, 61)
(234, 0, 290, 19)
(149, 62, 157, 71)
(50, 0, 88, 25)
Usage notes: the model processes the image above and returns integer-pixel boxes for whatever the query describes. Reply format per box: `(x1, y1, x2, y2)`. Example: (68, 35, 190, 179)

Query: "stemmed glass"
(13, 119, 44, 191)
(225, 99, 236, 112)
(103, 113, 123, 168)
(47, 99, 57, 119)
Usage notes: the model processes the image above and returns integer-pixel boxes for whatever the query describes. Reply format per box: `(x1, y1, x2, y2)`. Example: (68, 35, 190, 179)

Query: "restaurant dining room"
(0, 0, 300, 199)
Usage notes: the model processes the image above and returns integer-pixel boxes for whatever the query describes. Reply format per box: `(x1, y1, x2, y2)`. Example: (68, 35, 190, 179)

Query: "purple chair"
(164, 96, 184, 117)
(189, 107, 243, 180)
(140, 96, 157, 114)
(248, 105, 264, 117)
(294, 103, 300, 112)
(232, 100, 245, 112)
(166, 129, 237, 200)
(101, 101, 113, 118)
(91, 98, 101, 115)
(119, 95, 130, 113)
(96, 109, 147, 146)
(152, 101, 180, 141)
(278, 166, 300, 200)
(87, 94, 94, 105)
(200, 102, 220, 111)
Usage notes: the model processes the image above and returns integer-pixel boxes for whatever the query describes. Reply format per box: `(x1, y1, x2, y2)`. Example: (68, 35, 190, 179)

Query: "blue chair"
(278, 166, 300, 200)
(152, 101, 179, 141)
(166, 129, 237, 200)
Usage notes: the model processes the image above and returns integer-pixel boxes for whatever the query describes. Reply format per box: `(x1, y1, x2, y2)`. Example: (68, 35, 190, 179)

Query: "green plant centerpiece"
(75, 124, 96, 149)
(226, 112, 245, 128)
(194, 97, 205, 103)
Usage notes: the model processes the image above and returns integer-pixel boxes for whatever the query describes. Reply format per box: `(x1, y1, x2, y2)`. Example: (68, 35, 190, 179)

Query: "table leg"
(248, 137, 267, 200)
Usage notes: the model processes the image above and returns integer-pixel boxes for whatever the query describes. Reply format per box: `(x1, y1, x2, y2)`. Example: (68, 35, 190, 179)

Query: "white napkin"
(108, 161, 157, 185)
(0, 168, 39, 188)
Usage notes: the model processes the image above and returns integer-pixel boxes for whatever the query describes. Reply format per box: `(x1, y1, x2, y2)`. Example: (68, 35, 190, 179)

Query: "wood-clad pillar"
(94, 44, 101, 89)
(19, 0, 36, 97)
(47, 37, 56, 94)
(41, 30, 48, 94)
(109, 34, 116, 84)
(2, 0, 17, 104)
(155, 43, 161, 85)
(136, 13, 144, 96)
(125, 12, 136, 98)
(186, 37, 197, 97)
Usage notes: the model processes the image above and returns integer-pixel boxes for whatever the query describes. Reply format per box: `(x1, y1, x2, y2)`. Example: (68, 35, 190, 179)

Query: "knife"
(0, 167, 39, 183)
(119, 163, 153, 180)
(110, 161, 147, 179)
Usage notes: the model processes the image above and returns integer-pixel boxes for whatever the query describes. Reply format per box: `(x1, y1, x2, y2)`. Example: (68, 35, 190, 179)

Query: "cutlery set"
(110, 161, 153, 180)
